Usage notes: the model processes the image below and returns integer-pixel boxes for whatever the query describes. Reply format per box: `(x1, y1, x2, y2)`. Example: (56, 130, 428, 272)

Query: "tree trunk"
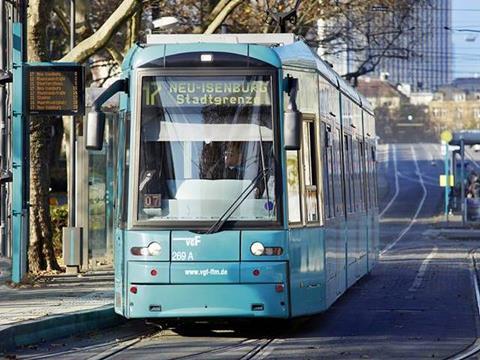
(27, 0, 61, 272)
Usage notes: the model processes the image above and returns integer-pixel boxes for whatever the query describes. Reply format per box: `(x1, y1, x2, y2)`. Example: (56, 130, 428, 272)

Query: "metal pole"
(68, 0, 76, 227)
(460, 139, 465, 226)
(0, 0, 7, 256)
(11, 19, 27, 282)
(444, 142, 448, 222)
(4, 0, 11, 258)
(452, 150, 458, 211)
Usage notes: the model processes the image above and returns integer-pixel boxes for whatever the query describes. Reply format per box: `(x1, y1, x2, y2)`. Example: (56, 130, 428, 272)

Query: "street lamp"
(152, 16, 178, 30)
(444, 26, 480, 34)
(151, 16, 179, 34)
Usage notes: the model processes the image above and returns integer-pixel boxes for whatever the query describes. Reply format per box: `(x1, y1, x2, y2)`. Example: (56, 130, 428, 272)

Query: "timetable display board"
(28, 65, 85, 116)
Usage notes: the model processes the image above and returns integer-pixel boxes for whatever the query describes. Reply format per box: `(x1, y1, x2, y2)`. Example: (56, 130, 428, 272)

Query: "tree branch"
(207, 0, 231, 23)
(59, 0, 141, 63)
(343, 13, 410, 82)
(125, 7, 142, 53)
(204, 0, 243, 34)
(52, 7, 69, 35)
(106, 44, 124, 66)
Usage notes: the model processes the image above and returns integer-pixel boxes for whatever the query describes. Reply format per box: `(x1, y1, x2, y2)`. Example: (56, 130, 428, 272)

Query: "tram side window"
(287, 150, 302, 224)
(360, 141, 367, 211)
(351, 138, 356, 212)
(344, 135, 355, 214)
(371, 146, 378, 208)
(302, 120, 319, 223)
(333, 129, 343, 216)
(117, 111, 130, 227)
(366, 143, 373, 209)
(350, 137, 356, 211)
(322, 123, 335, 219)
(354, 139, 363, 211)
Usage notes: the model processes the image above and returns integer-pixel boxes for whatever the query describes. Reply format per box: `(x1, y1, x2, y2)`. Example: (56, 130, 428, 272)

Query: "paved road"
(12, 143, 480, 359)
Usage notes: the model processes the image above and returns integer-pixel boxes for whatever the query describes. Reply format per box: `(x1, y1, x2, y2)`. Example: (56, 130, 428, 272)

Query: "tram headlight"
(147, 242, 162, 256)
(250, 242, 283, 256)
(130, 242, 162, 256)
(250, 242, 265, 256)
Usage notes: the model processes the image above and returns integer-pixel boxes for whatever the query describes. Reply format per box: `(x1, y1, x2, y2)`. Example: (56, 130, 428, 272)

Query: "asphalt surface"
(10, 143, 480, 359)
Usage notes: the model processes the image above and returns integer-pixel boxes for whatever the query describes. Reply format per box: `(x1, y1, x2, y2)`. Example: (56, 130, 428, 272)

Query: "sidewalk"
(0, 259, 122, 353)
(0, 256, 11, 283)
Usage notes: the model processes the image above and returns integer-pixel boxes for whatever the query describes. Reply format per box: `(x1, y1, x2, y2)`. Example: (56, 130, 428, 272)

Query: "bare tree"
(26, 0, 254, 273)
(318, 0, 434, 85)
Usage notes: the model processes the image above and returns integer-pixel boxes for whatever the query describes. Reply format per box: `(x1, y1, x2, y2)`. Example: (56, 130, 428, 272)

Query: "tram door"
(322, 122, 347, 305)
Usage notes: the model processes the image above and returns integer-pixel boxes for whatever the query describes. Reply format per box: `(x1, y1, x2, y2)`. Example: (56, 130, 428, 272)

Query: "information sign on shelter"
(439, 174, 454, 187)
(27, 64, 85, 116)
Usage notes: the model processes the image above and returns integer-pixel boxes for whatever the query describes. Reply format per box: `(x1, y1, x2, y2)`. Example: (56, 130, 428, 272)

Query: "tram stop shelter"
(71, 87, 119, 270)
(449, 130, 480, 224)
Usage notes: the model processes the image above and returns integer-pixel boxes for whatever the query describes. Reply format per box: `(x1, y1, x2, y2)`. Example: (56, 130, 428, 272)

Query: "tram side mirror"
(284, 76, 302, 151)
(86, 111, 106, 151)
(284, 110, 302, 150)
(0, 70, 12, 85)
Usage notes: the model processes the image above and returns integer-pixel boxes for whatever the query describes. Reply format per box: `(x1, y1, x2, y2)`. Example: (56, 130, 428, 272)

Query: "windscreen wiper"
(206, 168, 270, 234)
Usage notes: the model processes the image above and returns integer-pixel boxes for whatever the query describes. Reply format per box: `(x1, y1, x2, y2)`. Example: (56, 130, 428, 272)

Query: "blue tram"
(86, 33, 378, 319)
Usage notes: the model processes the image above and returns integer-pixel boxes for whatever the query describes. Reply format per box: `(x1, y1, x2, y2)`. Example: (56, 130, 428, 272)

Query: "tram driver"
(222, 141, 267, 199)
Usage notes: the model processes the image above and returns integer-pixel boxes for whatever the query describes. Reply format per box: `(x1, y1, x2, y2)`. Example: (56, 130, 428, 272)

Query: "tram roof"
(359, 93, 374, 115)
(274, 41, 371, 109)
(337, 76, 361, 105)
(123, 35, 289, 70)
(146, 33, 296, 46)
(449, 130, 480, 145)
(122, 35, 372, 112)
(273, 41, 339, 86)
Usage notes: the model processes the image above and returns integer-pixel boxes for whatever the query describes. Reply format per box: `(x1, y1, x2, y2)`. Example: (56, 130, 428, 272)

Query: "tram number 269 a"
(172, 251, 194, 261)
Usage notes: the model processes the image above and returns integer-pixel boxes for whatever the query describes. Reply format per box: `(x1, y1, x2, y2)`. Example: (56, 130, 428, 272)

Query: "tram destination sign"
(27, 64, 85, 116)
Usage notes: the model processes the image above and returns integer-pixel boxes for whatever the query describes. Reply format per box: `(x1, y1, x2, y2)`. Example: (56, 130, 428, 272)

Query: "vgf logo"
(186, 235, 201, 247)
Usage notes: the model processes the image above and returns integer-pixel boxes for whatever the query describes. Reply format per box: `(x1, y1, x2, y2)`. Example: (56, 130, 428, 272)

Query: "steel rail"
(17, 324, 157, 360)
(443, 249, 480, 360)
(240, 337, 277, 360)
(168, 338, 268, 360)
(380, 145, 428, 256)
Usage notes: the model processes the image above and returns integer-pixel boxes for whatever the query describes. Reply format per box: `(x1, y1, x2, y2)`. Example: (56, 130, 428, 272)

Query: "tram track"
(240, 337, 277, 359)
(380, 145, 428, 256)
(70, 323, 280, 360)
(89, 336, 145, 360)
(18, 327, 157, 360)
(164, 337, 277, 360)
(445, 248, 480, 360)
(379, 144, 398, 219)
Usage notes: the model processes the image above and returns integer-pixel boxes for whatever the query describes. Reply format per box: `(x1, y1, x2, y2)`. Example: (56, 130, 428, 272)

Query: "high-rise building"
(374, 0, 452, 92)
(318, 1, 453, 92)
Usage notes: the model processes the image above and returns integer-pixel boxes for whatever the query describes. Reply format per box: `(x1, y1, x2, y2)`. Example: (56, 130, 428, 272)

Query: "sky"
(452, 0, 480, 79)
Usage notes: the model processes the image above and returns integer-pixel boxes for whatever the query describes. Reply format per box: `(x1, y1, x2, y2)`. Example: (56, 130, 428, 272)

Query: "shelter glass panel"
(87, 114, 116, 268)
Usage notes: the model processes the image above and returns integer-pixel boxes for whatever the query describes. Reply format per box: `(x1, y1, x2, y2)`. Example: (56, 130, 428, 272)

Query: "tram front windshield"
(137, 75, 277, 224)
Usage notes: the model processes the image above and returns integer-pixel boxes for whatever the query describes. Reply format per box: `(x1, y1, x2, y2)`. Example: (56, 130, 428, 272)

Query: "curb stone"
(0, 305, 124, 353)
